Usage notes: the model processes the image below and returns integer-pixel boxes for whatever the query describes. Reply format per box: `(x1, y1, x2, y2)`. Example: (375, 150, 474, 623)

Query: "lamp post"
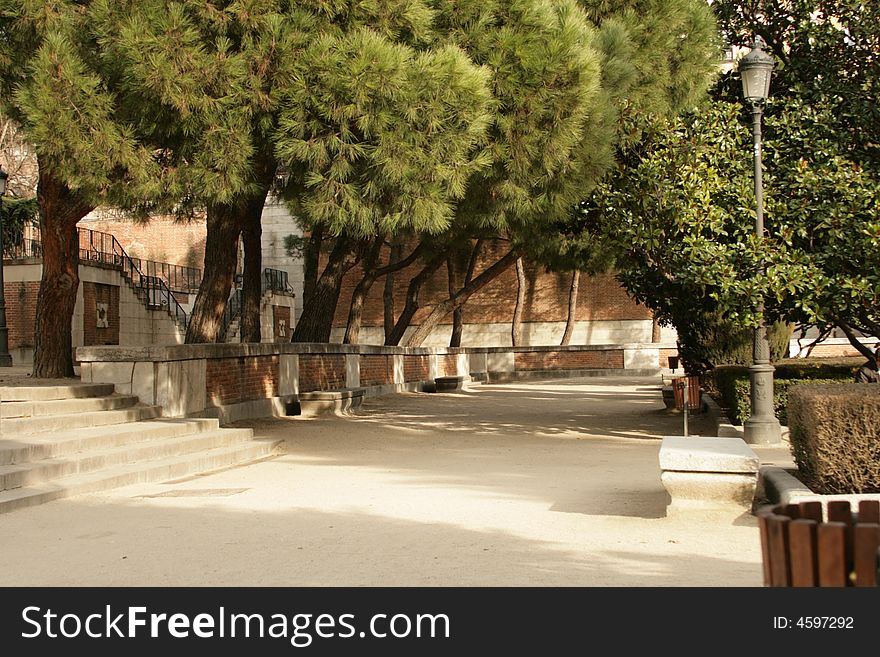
(0, 165, 11, 366)
(739, 36, 780, 444)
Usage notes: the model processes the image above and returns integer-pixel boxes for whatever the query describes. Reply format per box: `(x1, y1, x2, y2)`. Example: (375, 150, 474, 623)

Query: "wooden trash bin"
(759, 500, 880, 587)
(671, 376, 701, 411)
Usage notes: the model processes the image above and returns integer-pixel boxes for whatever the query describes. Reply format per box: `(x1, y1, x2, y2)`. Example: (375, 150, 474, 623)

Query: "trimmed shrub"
(788, 384, 880, 494)
(705, 359, 860, 425)
(730, 378, 851, 426)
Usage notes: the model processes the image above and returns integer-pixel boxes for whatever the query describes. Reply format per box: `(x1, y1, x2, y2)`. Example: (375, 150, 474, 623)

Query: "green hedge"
(706, 359, 859, 426)
(730, 378, 852, 426)
(788, 384, 880, 494)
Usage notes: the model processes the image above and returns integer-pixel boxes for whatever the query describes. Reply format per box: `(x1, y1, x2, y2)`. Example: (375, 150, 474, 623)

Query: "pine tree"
(0, 1, 161, 377)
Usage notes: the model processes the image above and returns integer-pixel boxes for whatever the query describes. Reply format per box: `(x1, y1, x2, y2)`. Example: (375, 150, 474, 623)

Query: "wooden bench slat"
(783, 504, 801, 520)
(789, 519, 819, 587)
(767, 515, 792, 587)
(853, 524, 880, 588)
(759, 515, 773, 587)
(798, 501, 823, 523)
(827, 500, 853, 525)
(818, 522, 848, 587)
(858, 500, 880, 525)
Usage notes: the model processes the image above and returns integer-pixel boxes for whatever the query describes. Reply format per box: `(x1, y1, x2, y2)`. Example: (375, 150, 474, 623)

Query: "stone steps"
(0, 381, 284, 513)
(0, 383, 116, 402)
(0, 438, 280, 514)
(0, 417, 222, 466)
(0, 393, 140, 419)
(1, 404, 162, 435)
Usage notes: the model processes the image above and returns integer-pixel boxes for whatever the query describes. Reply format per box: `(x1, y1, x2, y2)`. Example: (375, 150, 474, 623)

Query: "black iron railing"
(2, 238, 42, 259)
(219, 268, 294, 341)
(76, 228, 189, 330)
(219, 288, 243, 342)
(262, 267, 295, 295)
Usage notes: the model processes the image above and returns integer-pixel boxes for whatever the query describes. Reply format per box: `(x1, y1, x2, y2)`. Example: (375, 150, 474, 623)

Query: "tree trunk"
(405, 249, 518, 347)
(386, 252, 445, 346)
(302, 224, 324, 306)
(560, 270, 580, 346)
(186, 203, 242, 344)
(837, 321, 876, 363)
(31, 168, 93, 378)
(449, 239, 482, 348)
(383, 242, 402, 343)
(239, 183, 272, 343)
(292, 235, 360, 343)
(651, 313, 661, 343)
(511, 257, 526, 346)
(343, 235, 384, 344)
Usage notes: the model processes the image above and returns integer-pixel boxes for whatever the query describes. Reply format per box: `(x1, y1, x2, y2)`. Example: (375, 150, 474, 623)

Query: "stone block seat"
(433, 375, 472, 392)
(659, 436, 760, 519)
(292, 387, 366, 417)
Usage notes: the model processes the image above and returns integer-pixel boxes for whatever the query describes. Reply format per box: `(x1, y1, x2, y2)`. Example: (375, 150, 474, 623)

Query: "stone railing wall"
(76, 342, 672, 422)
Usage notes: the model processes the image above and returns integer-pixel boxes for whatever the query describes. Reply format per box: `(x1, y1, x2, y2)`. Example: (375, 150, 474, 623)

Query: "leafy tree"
(0, 1, 161, 377)
(400, 0, 719, 347)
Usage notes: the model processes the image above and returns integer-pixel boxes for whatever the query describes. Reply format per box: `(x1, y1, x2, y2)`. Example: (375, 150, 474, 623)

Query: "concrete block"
(156, 359, 206, 417)
(659, 436, 760, 519)
(659, 436, 759, 473)
(132, 361, 156, 406)
(345, 354, 360, 388)
(428, 354, 440, 380)
(487, 351, 514, 373)
(279, 354, 299, 396)
(393, 354, 404, 385)
(90, 361, 136, 386)
(623, 347, 659, 371)
(469, 352, 488, 378)
(661, 471, 759, 514)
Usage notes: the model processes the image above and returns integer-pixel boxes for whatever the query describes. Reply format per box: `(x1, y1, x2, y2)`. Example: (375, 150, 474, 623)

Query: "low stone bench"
(291, 388, 366, 417)
(433, 375, 472, 393)
(659, 436, 760, 519)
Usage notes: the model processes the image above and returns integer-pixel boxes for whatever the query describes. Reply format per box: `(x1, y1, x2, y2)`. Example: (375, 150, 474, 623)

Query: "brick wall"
(514, 350, 624, 371)
(438, 354, 459, 377)
(359, 354, 394, 386)
(3, 281, 39, 349)
(330, 239, 652, 331)
(403, 355, 430, 382)
(82, 282, 120, 346)
(660, 348, 680, 369)
(298, 354, 346, 392)
(206, 356, 279, 406)
(273, 305, 291, 342)
(79, 213, 207, 269)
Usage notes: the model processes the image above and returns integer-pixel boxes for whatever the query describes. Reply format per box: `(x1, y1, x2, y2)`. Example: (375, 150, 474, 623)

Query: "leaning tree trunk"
(449, 239, 482, 348)
(239, 181, 272, 343)
(383, 242, 402, 343)
(292, 235, 360, 343)
(186, 203, 243, 344)
(386, 252, 445, 346)
(302, 223, 324, 307)
(560, 270, 580, 346)
(32, 169, 94, 378)
(405, 249, 518, 347)
(511, 257, 526, 346)
(343, 235, 384, 344)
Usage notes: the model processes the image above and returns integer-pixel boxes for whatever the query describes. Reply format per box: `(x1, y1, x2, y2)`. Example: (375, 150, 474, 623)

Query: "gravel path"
(0, 377, 793, 586)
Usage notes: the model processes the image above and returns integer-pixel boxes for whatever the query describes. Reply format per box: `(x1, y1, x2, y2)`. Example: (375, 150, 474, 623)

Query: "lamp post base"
(743, 416, 781, 445)
(744, 362, 781, 445)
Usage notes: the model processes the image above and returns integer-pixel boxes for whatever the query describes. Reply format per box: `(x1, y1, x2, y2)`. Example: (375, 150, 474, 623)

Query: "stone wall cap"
(659, 436, 760, 473)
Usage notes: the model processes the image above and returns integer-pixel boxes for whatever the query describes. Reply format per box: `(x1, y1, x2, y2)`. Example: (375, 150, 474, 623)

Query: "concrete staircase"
(0, 382, 283, 513)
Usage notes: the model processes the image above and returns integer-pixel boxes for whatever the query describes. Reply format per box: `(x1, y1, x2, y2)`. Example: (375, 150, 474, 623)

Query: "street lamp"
(739, 36, 780, 444)
(0, 165, 11, 366)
